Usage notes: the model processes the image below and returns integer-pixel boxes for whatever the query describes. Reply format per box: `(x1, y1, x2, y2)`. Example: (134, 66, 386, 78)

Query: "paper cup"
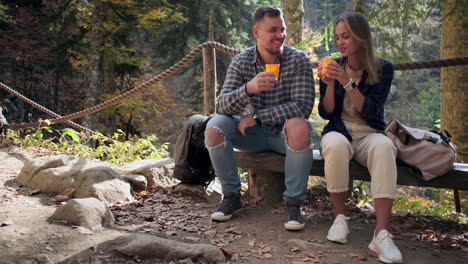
(265, 64, 280, 79)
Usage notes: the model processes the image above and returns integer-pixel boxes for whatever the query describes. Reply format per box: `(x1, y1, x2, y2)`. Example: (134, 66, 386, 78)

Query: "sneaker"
(327, 214, 350, 243)
(211, 193, 242, 222)
(284, 202, 305, 231)
(368, 230, 403, 263)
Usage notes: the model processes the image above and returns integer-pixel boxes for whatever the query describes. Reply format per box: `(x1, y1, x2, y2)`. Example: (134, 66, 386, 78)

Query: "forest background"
(0, 0, 467, 219)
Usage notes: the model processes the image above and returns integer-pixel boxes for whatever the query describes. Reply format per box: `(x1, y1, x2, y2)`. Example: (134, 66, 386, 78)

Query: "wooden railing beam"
(203, 47, 216, 115)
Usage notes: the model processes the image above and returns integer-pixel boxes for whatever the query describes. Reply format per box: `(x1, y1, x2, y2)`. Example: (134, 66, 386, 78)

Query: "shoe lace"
(379, 231, 395, 249)
(219, 196, 237, 213)
(335, 215, 349, 225)
(287, 204, 301, 221)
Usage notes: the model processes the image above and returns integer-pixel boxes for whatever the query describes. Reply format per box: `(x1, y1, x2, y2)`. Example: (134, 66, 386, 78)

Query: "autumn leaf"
(248, 239, 256, 247)
(289, 246, 301, 252)
(350, 252, 367, 260)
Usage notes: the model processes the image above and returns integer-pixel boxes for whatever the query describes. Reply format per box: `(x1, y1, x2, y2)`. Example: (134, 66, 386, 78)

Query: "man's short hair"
(253, 5, 283, 25)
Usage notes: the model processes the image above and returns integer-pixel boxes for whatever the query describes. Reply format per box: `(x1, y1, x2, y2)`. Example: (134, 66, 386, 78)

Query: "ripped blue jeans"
(205, 114, 314, 202)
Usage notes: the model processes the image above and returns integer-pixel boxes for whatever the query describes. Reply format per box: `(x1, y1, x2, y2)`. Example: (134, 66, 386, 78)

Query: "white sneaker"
(368, 230, 403, 263)
(327, 214, 350, 243)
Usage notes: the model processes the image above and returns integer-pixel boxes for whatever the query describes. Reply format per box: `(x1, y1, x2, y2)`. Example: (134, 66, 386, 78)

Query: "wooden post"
(203, 47, 216, 115)
(454, 189, 461, 213)
(246, 169, 285, 205)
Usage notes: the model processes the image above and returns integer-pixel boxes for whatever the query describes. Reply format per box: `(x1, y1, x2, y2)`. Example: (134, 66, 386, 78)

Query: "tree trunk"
(353, 0, 364, 14)
(441, 0, 467, 163)
(101, 47, 117, 134)
(441, 0, 468, 213)
(282, 0, 304, 46)
(84, 1, 106, 130)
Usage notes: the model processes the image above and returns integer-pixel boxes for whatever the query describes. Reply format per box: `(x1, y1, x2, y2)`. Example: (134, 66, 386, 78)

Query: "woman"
(317, 13, 403, 264)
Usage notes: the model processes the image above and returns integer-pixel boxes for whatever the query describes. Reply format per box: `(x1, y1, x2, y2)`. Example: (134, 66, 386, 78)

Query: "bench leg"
(454, 189, 461, 213)
(246, 169, 285, 205)
(348, 178, 354, 199)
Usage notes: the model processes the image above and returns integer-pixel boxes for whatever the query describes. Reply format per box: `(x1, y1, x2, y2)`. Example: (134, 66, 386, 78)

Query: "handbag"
(384, 120, 457, 181)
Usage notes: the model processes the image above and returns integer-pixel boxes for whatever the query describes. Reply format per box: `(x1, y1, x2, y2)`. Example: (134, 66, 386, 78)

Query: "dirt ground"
(0, 146, 467, 264)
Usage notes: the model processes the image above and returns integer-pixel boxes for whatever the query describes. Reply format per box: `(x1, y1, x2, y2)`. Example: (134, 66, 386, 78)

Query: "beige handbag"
(385, 120, 457, 181)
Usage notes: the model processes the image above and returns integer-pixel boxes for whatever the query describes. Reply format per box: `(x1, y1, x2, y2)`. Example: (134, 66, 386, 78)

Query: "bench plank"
(234, 150, 468, 191)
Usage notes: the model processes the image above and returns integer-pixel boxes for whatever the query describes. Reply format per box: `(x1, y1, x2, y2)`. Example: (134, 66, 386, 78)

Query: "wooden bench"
(234, 150, 468, 208)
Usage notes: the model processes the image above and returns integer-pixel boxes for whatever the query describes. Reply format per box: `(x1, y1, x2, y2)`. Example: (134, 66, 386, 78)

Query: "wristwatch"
(252, 111, 261, 125)
(344, 80, 357, 92)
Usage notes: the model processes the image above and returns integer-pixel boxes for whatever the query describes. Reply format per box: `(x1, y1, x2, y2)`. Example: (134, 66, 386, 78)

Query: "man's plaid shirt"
(217, 45, 315, 134)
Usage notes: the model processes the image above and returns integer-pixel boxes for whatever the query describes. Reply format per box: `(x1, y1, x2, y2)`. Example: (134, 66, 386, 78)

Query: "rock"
(50, 198, 114, 230)
(172, 183, 221, 203)
(69, 234, 226, 263)
(16, 155, 132, 203)
(0, 254, 52, 264)
(287, 239, 330, 249)
(117, 158, 173, 171)
(123, 174, 148, 192)
(73, 167, 132, 203)
(116, 158, 179, 188)
(16, 155, 68, 184)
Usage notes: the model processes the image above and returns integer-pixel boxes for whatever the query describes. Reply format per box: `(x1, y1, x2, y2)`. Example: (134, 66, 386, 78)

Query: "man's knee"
(206, 127, 225, 147)
(284, 117, 311, 150)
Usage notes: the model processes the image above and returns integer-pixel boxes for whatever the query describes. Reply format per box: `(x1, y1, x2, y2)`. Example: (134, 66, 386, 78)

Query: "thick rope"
(2, 42, 240, 129)
(394, 56, 468, 70)
(0, 81, 96, 134)
(1, 41, 467, 130)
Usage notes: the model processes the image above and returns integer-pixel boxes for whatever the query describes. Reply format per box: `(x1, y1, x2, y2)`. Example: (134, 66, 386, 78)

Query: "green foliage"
(352, 181, 468, 224)
(5, 127, 169, 164)
(0, 3, 10, 22)
(433, 119, 441, 130)
(414, 82, 440, 127)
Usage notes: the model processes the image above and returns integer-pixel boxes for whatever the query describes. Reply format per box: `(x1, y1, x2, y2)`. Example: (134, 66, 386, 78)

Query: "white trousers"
(320, 131, 397, 199)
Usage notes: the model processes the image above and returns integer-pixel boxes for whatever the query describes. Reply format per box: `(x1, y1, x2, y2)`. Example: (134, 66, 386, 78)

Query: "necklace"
(345, 63, 363, 81)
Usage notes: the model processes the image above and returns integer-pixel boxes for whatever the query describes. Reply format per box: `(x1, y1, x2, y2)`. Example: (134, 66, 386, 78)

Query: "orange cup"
(265, 64, 280, 79)
(321, 57, 335, 76)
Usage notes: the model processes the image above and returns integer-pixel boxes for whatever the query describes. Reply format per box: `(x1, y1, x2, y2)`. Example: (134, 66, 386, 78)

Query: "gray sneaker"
(211, 193, 243, 222)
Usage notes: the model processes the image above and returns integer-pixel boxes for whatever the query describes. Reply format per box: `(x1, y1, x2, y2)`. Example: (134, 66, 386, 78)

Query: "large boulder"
(116, 158, 178, 188)
(17, 155, 132, 203)
(50, 198, 114, 229)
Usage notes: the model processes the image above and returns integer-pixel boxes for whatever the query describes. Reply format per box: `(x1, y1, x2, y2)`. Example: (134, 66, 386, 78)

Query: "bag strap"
(192, 115, 214, 136)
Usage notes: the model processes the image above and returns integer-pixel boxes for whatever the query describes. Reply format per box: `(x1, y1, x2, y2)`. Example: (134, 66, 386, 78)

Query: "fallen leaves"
(28, 188, 41, 196)
(54, 187, 76, 202)
(417, 229, 468, 249)
(349, 252, 367, 260)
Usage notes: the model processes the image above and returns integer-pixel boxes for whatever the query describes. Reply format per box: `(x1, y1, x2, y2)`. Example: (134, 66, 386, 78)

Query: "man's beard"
(266, 46, 283, 55)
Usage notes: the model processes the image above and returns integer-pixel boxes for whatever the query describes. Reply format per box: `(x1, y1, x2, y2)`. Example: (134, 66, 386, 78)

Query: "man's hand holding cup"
(246, 71, 277, 96)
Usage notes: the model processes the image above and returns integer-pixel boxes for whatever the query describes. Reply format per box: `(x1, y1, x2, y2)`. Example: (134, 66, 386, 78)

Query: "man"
(205, 5, 315, 230)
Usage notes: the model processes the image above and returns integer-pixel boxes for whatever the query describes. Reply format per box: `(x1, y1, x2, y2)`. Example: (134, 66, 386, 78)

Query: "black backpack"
(173, 114, 215, 185)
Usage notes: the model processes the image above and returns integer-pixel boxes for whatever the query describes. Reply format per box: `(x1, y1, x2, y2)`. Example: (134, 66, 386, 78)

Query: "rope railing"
(0, 82, 96, 134)
(1, 42, 239, 130)
(1, 41, 467, 130)
(394, 56, 468, 70)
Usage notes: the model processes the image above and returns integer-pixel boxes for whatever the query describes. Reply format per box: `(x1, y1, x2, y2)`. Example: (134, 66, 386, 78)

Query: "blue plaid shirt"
(217, 45, 315, 134)
(318, 57, 394, 141)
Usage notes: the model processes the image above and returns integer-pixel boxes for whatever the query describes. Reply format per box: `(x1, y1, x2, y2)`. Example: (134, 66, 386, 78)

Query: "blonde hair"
(335, 13, 382, 85)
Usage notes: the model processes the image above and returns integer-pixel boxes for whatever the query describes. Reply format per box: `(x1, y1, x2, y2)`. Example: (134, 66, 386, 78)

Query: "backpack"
(385, 119, 457, 181)
(173, 114, 215, 185)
